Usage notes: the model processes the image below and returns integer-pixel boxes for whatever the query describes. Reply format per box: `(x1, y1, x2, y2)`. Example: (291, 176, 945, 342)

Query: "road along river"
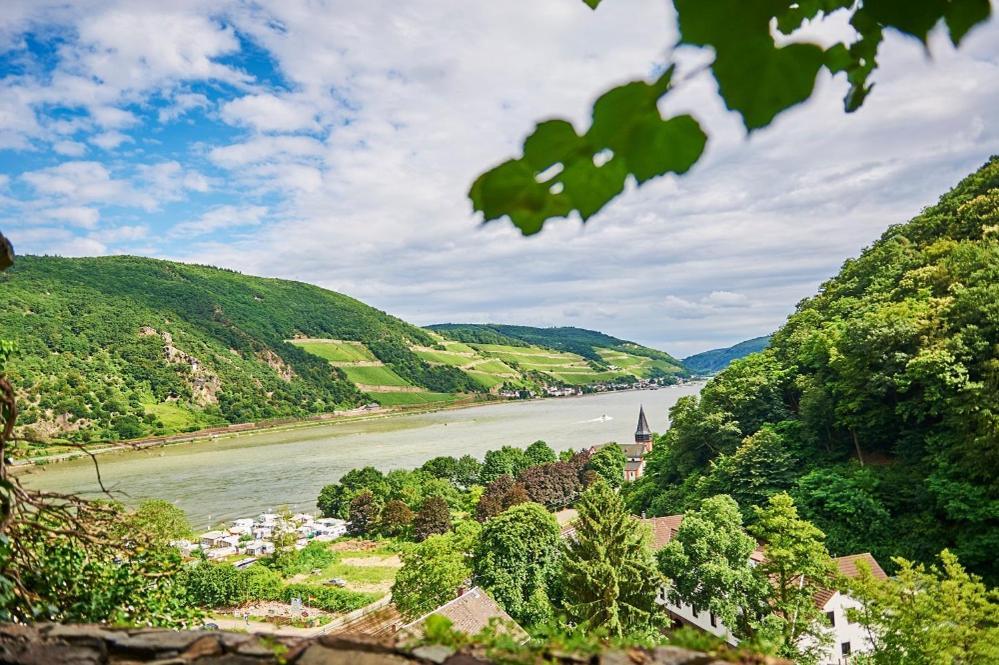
(21, 384, 701, 526)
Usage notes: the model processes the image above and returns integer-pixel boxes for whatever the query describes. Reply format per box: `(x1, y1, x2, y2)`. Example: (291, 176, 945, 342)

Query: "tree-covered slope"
(626, 158, 999, 584)
(682, 336, 771, 375)
(0, 255, 477, 445)
(427, 324, 686, 374)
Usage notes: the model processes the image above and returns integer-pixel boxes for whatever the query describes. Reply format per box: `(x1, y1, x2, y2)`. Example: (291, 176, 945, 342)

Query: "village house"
(590, 406, 655, 481)
(399, 587, 529, 642)
(199, 530, 229, 549)
(641, 515, 886, 661)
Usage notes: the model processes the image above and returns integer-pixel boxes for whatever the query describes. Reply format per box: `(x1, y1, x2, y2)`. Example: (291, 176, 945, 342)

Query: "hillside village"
(166, 407, 892, 664)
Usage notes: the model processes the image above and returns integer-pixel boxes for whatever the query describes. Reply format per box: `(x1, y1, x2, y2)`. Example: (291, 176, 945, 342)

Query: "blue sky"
(1, 1, 997, 356)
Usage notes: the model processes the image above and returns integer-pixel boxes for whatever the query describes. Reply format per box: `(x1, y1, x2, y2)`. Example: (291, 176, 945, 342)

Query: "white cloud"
(207, 135, 325, 168)
(53, 140, 87, 156)
(221, 93, 319, 133)
(1, 2, 997, 357)
(42, 206, 100, 229)
(170, 204, 269, 238)
(90, 130, 133, 149)
(158, 92, 210, 122)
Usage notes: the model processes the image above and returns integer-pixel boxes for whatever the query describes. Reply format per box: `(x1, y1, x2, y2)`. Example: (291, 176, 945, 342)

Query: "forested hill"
(0, 255, 479, 445)
(427, 323, 685, 369)
(682, 335, 771, 375)
(626, 158, 999, 584)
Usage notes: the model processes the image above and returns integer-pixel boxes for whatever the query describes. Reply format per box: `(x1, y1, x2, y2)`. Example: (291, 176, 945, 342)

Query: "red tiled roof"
(835, 553, 887, 581)
(402, 587, 528, 642)
(814, 553, 887, 609)
(640, 515, 684, 551)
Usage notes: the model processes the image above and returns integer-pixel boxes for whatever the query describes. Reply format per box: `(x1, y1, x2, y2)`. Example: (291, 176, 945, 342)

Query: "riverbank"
(11, 383, 696, 471)
(8, 393, 493, 471)
(19, 384, 702, 523)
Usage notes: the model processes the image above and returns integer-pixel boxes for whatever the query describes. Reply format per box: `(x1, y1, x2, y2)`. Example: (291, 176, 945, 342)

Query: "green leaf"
(863, 0, 949, 43)
(523, 120, 581, 171)
(560, 157, 628, 220)
(581, 0, 603, 9)
(712, 40, 825, 131)
(675, 0, 782, 48)
(945, 0, 991, 45)
(625, 115, 707, 184)
(823, 43, 851, 74)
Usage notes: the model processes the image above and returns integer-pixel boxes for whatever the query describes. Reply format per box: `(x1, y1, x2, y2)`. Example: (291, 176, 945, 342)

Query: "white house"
(204, 546, 237, 560)
(199, 530, 228, 549)
(642, 515, 885, 662)
(807, 554, 888, 664)
(242, 540, 275, 557)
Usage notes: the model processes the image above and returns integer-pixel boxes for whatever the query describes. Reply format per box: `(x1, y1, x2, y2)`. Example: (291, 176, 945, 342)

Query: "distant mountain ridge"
(0, 256, 688, 446)
(682, 335, 771, 374)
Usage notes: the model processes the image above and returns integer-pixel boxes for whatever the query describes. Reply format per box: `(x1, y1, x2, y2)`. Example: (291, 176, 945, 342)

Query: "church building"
(621, 406, 653, 481)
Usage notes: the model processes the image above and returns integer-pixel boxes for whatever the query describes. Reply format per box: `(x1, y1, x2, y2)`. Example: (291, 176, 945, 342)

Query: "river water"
(21, 384, 701, 526)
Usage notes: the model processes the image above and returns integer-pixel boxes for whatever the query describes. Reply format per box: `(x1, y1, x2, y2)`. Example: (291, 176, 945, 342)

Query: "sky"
(0, 1, 996, 357)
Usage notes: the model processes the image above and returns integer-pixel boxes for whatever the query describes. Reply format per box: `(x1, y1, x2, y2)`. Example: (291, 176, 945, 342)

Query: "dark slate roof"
(619, 443, 647, 459)
(635, 406, 652, 440)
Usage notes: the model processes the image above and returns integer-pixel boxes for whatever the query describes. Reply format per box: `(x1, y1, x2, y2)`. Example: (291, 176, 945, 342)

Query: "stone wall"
(0, 624, 780, 665)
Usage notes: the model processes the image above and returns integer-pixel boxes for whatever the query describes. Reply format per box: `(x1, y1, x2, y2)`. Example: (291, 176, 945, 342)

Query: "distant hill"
(682, 335, 771, 374)
(1, 255, 481, 444)
(1, 257, 687, 447)
(426, 324, 687, 381)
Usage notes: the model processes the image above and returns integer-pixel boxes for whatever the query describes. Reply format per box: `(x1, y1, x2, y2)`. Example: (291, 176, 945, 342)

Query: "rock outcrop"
(0, 624, 780, 665)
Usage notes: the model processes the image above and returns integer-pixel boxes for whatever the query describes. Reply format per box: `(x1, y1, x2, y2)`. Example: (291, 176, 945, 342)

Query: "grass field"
(374, 392, 458, 406)
(342, 365, 411, 386)
(413, 349, 472, 366)
(144, 402, 203, 430)
(466, 371, 506, 388)
(299, 541, 401, 596)
(290, 339, 376, 362)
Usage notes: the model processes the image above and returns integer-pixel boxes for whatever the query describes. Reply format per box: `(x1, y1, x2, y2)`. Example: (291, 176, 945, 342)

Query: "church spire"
(635, 405, 652, 444)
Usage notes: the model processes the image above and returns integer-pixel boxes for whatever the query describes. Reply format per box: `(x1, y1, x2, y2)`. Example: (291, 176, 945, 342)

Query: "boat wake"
(579, 414, 614, 424)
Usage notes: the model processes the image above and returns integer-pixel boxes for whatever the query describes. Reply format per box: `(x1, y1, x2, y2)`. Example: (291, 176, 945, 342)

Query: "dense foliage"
(628, 159, 999, 583)
(469, 0, 992, 235)
(0, 255, 478, 444)
(682, 336, 771, 375)
(845, 550, 999, 664)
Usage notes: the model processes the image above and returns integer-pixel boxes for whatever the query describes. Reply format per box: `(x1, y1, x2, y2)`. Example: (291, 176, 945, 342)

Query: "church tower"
(635, 405, 653, 453)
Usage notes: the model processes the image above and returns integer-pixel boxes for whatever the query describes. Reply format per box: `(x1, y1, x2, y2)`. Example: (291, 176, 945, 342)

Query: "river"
(20, 384, 701, 526)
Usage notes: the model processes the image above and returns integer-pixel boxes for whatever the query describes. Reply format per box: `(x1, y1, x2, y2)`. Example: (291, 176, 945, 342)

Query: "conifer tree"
(561, 480, 662, 638)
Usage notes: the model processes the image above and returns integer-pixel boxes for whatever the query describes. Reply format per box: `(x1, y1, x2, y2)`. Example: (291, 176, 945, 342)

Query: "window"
(709, 613, 717, 627)
(827, 610, 836, 627)
(841, 642, 851, 656)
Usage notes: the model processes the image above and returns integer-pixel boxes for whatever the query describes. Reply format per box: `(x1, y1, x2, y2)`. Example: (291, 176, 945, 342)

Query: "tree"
(317, 466, 388, 518)
(241, 565, 282, 602)
(792, 466, 892, 561)
(473, 502, 562, 626)
(475, 474, 528, 522)
(347, 490, 382, 536)
(749, 493, 836, 661)
(845, 550, 999, 664)
(469, 0, 992, 236)
(453, 454, 483, 488)
(392, 522, 481, 620)
(421, 455, 459, 480)
(562, 480, 662, 638)
(413, 496, 452, 541)
(185, 561, 247, 608)
(517, 461, 582, 510)
(130, 498, 193, 543)
(524, 440, 557, 466)
(585, 444, 626, 488)
(480, 446, 529, 483)
(657, 495, 767, 638)
(381, 499, 415, 538)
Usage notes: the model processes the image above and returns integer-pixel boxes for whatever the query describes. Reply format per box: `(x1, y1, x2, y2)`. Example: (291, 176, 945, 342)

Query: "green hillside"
(682, 335, 771, 375)
(0, 255, 480, 446)
(626, 158, 999, 584)
(426, 324, 687, 384)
